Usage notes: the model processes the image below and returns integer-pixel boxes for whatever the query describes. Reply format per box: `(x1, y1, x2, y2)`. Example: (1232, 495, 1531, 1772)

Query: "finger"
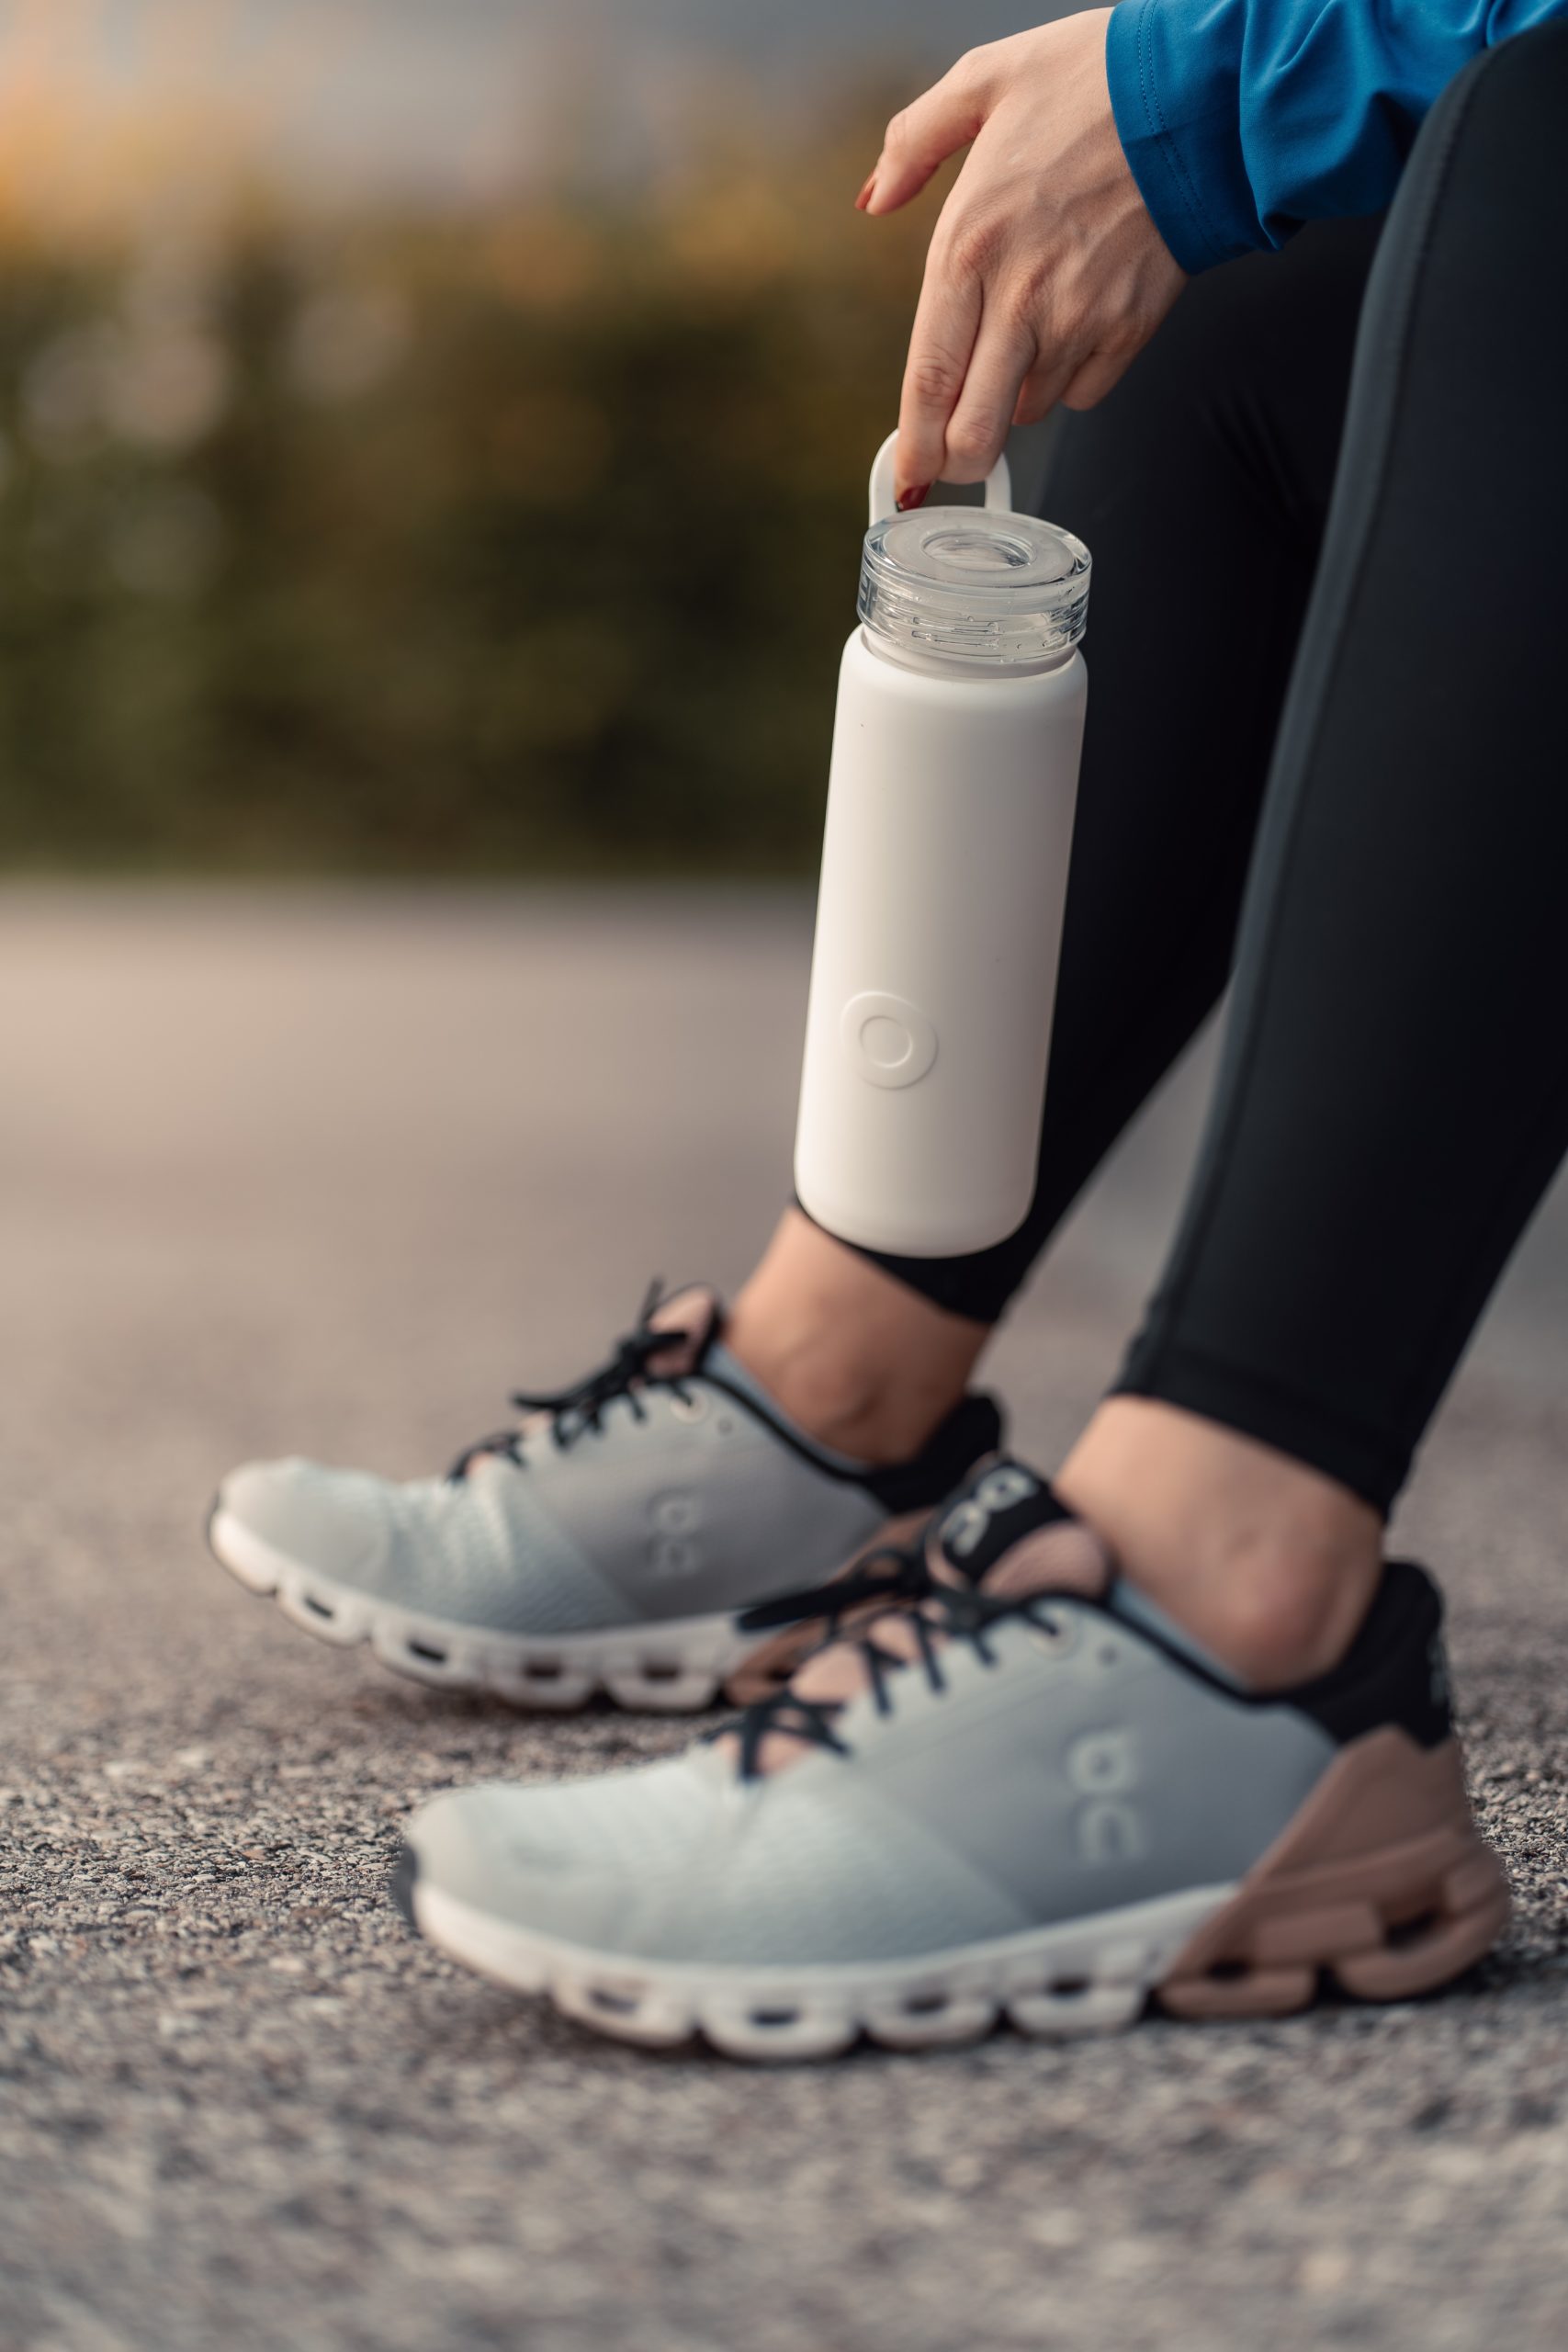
(942, 305, 1038, 482)
(1058, 342, 1141, 413)
(895, 239, 984, 503)
(861, 46, 997, 215)
(1011, 349, 1084, 428)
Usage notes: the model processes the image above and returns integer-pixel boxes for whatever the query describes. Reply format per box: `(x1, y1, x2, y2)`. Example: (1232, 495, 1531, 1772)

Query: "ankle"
(727, 1211, 987, 1464)
(726, 1322, 918, 1462)
(1132, 1530, 1383, 1688)
(1055, 1397, 1384, 1688)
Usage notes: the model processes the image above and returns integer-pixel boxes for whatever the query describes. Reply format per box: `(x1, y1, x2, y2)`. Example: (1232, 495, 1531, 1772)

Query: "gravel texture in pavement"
(2, 888, 1565, 2352)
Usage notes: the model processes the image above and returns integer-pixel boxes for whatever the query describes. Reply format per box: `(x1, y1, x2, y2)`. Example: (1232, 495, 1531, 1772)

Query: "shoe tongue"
(645, 1283, 723, 1378)
(928, 1456, 1113, 1600)
(728, 1456, 1112, 1781)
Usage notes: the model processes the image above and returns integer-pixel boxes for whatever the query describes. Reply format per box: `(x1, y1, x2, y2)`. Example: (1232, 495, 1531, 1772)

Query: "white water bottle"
(794, 432, 1090, 1256)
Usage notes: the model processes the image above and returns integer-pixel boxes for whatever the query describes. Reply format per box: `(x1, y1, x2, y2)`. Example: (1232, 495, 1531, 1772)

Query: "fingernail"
(896, 483, 931, 512)
(855, 173, 877, 211)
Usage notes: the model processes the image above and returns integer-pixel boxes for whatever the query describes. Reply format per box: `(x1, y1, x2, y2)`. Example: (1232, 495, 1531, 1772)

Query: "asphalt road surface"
(2, 886, 1566, 2352)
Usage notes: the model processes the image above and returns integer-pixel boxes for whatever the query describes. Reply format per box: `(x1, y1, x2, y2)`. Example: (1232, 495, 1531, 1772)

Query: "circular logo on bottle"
(839, 991, 939, 1090)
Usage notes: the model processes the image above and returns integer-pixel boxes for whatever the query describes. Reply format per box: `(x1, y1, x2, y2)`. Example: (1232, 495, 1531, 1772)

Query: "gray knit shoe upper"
(208, 1283, 1002, 1710)
(396, 1456, 1507, 2053)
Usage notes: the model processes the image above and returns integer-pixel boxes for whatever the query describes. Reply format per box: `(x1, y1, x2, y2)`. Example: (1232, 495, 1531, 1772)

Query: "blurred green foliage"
(0, 107, 942, 874)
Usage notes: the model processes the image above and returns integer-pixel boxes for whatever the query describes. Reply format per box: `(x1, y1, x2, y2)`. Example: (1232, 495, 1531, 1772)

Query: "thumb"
(861, 48, 998, 214)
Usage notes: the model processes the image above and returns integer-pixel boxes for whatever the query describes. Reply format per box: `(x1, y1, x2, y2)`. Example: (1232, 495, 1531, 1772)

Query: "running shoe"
(395, 1455, 1509, 2056)
(207, 1283, 1001, 1712)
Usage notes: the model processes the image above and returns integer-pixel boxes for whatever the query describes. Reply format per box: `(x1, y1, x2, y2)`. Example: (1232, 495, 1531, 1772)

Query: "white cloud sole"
(407, 1875, 1236, 2061)
(207, 1509, 756, 1712)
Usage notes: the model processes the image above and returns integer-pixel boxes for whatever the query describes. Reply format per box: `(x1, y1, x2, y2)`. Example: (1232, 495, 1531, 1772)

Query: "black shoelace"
(446, 1279, 698, 1482)
(728, 1580, 1050, 1781)
(735, 1539, 938, 1639)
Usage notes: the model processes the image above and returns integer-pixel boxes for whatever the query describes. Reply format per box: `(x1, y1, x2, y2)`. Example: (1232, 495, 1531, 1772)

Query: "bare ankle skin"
(1055, 1397, 1384, 1690)
(726, 1210, 989, 1464)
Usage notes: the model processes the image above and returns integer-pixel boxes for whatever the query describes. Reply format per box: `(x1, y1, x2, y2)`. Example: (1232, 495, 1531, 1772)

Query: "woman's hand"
(858, 11, 1188, 507)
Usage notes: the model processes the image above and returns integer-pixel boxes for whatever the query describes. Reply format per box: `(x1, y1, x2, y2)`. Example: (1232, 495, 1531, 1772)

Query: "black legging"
(842, 24, 1568, 1514)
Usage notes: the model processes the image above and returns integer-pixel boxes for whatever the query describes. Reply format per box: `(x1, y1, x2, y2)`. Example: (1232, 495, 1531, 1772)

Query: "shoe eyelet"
(669, 1392, 708, 1424)
(1029, 1616, 1078, 1662)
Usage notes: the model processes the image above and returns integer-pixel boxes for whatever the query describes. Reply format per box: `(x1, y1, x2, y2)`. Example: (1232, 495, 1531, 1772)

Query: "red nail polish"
(855, 173, 877, 211)
(896, 483, 931, 512)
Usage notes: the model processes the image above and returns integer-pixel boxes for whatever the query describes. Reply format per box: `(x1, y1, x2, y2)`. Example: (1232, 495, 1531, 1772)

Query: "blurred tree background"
(0, 4, 964, 875)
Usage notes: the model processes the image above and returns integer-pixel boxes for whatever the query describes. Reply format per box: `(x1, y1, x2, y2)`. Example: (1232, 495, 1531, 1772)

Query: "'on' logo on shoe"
(649, 1489, 702, 1576)
(1066, 1726, 1149, 1865)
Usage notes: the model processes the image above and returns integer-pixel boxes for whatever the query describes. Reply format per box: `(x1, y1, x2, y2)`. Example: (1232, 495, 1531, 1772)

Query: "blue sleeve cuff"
(1105, 0, 1270, 276)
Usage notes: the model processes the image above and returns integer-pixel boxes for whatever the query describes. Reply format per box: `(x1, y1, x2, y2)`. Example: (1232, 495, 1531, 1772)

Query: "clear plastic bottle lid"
(858, 506, 1090, 672)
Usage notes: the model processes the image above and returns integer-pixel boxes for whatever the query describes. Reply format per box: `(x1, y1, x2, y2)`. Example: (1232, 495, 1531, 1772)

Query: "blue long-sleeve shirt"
(1104, 0, 1566, 273)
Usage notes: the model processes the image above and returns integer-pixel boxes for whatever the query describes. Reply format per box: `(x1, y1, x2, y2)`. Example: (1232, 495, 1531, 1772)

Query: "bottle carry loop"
(867, 431, 1013, 527)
